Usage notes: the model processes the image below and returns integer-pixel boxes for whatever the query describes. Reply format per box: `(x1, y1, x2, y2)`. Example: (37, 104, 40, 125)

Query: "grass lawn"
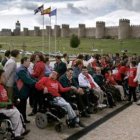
(0, 36, 140, 55)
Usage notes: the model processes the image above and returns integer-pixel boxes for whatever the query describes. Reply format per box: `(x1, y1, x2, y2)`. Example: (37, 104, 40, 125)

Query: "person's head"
(11, 49, 19, 58)
(44, 57, 50, 65)
(30, 54, 36, 63)
(77, 54, 84, 60)
(81, 66, 88, 76)
(107, 69, 112, 75)
(0, 69, 6, 84)
(63, 53, 67, 59)
(96, 67, 101, 74)
(130, 60, 137, 68)
(49, 71, 58, 80)
(5, 50, 10, 58)
(55, 56, 61, 63)
(75, 59, 83, 69)
(66, 68, 73, 79)
(35, 53, 44, 62)
(21, 57, 30, 68)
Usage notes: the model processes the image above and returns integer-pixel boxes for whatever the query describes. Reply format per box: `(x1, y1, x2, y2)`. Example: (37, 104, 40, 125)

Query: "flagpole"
(41, 5, 45, 53)
(49, 16, 51, 58)
(42, 14, 45, 52)
(55, 13, 57, 52)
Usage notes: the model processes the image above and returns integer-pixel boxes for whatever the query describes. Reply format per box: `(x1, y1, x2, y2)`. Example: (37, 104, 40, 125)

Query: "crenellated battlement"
(1, 19, 140, 39)
(119, 19, 130, 23)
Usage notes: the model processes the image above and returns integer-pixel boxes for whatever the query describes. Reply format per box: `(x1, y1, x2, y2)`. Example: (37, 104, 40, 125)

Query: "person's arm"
(134, 63, 140, 81)
(35, 77, 47, 91)
(59, 77, 68, 87)
(4, 62, 16, 81)
(18, 70, 36, 86)
(58, 82, 71, 93)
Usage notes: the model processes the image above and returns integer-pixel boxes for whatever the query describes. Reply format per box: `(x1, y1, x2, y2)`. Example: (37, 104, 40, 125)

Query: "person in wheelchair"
(35, 71, 85, 127)
(59, 68, 91, 117)
(78, 67, 107, 108)
(0, 69, 30, 140)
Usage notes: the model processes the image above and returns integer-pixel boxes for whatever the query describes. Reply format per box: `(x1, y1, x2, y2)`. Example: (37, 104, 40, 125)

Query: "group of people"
(0, 50, 140, 140)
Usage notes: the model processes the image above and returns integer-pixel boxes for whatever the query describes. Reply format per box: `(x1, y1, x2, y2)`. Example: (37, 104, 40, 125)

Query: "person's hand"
(71, 86, 77, 91)
(44, 87, 48, 94)
(133, 79, 137, 82)
(77, 88, 84, 95)
(16, 98, 20, 105)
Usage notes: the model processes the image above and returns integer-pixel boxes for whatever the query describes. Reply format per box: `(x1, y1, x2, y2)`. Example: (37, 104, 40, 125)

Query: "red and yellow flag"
(41, 7, 51, 15)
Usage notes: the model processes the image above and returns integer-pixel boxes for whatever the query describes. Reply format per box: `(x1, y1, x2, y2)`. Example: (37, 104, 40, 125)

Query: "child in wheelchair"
(35, 71, 85, 129)
(0, 69, 30, 140)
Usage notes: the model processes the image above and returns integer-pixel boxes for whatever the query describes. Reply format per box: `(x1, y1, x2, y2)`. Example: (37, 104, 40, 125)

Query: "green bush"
(70, 34, 80, 48)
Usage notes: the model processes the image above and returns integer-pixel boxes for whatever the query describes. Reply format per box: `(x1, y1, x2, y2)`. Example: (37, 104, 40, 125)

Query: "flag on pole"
(41, 7, 51, 15)
(49, 9, 57, 17)
(34, 5, 44, 15)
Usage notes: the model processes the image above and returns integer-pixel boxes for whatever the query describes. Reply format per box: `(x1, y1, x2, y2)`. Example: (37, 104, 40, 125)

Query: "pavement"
(80, 103, 140, 140)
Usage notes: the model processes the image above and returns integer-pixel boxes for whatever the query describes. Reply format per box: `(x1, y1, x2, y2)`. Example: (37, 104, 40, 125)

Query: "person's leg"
(0, 107, 25, 137)
(132, 87, 137, 102)
(114, 85, 125, 100)
(128, 86, 133, 101)
(6, 87, 13, 102)
(94, 88, 104, 104)
(53, 97, 77, 120)
(16, 99, 27, 121)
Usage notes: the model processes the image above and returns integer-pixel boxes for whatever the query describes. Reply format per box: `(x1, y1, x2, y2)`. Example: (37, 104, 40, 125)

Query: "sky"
(0, 0, 140, 30)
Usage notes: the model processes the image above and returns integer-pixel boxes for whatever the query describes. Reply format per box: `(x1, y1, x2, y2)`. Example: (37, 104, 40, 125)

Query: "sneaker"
(22, 129, 30, 136)
(24, 120, 30, 124)
(101, 104, 107, 108)
(28, 112, 36, 116)
(137, 100, 140, 105)
(14, 136, 24, 140)
(78, 121, 86, 128)
(81, 111, 90, 118)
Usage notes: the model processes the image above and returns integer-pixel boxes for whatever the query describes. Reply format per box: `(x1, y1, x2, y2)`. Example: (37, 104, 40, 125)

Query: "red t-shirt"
(128, 67, 138, 87)
(36, 77, 71, 97)
(0, 85, 8, 102)
(32, 61, 46, 80)
(105, 73, 117, 85)
(115, 66, 127, 81)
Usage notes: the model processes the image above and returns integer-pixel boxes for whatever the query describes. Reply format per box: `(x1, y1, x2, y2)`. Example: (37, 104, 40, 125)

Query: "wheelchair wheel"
(35, 113, 48, 129)
(2, 132, 13, 140)
(0, 121, 13, 140)
(55, 123, 63, 132)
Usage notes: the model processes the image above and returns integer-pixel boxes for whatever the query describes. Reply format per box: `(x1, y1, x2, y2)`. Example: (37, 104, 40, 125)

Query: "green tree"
(70, 34, 80, 48)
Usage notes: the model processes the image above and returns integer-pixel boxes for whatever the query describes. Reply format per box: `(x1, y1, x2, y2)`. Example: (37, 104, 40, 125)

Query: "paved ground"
(24, 102, 128, 140)
(80, 103, 140, 140)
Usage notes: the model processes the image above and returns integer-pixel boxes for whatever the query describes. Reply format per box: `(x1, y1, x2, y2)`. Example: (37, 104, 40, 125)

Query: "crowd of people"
(0, 49, 140, 140)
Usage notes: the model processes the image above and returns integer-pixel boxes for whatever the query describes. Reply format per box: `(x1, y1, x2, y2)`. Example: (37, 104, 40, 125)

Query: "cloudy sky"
(0, 0, 140, 30)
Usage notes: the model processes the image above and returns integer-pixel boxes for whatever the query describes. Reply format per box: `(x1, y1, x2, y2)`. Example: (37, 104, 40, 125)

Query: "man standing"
(4, 49, 19, 101)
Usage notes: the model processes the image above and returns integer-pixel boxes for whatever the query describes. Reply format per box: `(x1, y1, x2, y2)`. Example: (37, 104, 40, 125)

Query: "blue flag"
(49, 9, 57, 17)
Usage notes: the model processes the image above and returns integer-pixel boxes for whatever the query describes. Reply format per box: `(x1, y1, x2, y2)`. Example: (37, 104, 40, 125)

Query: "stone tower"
(54, 25, 61, 37)
(95, 21, 105, 39)
(118, 19, 130, 39)
(61, 24, 70, 37)
(78, 24, 86, 38)
(14, 20, 21, 36)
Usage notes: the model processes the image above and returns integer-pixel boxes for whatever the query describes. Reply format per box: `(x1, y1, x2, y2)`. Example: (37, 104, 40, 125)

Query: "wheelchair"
(0, 113, 14, 140)
(35, 93, 77, 132)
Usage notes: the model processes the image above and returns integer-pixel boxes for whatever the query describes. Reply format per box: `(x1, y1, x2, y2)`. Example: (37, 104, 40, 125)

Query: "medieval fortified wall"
(0, 19, 140, 39)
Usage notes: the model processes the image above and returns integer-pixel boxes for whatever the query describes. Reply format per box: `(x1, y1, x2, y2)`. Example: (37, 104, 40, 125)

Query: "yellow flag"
(41, 7, 51, 15)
